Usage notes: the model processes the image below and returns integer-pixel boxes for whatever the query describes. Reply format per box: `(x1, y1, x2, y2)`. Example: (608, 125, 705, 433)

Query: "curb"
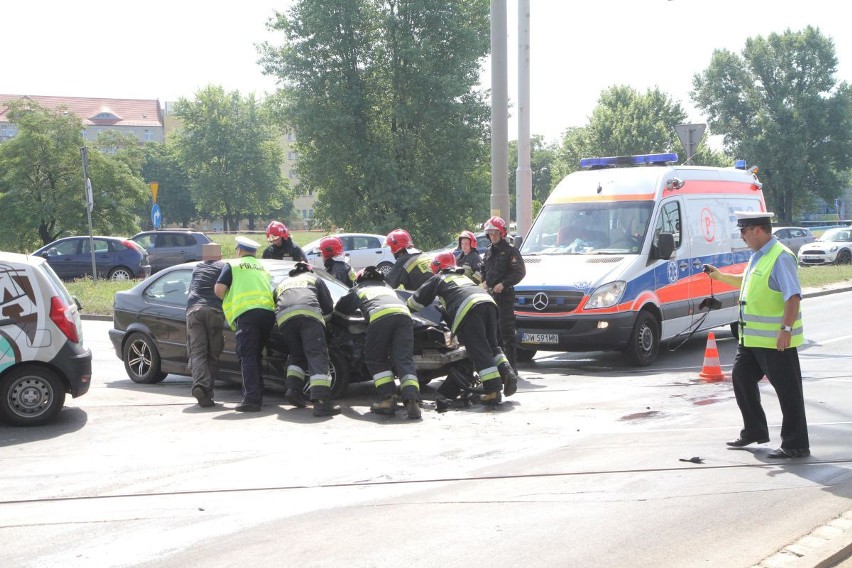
(755, 510, 852, 568)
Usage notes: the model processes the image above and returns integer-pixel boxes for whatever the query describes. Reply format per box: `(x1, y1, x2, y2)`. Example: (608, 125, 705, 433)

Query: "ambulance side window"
(654, 201, 682, 249)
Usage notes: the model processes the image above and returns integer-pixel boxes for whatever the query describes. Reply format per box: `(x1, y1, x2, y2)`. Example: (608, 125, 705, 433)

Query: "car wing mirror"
(72, 296, 83, 311)
(653, 233, 675, 260)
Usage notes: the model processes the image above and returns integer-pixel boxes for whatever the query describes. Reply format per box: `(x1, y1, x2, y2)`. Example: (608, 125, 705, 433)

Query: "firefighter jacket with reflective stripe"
(222, 257, 274, 329)
(273, 272, 334, 328)
(408, 269, 495, 334)
(740, 242, 803, 348)
(386, 250, 432, 291)
(335, 280, 411, 323)
(324, 258, 356, 288)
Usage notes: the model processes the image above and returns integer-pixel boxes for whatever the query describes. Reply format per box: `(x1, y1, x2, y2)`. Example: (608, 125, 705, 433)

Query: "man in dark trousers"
(481, 216, 526, 368)
(384, 228, 433, 291)
(335, 266, 422, 419)
(705, 211, 809, 458)
(319, 235, 356, 287)
(214, 236, 275, 413)
(273, 261, 341, 417)
(187, 243, 226, 408)
(408, 251, 518, 404)
(263, 220, 307, 261)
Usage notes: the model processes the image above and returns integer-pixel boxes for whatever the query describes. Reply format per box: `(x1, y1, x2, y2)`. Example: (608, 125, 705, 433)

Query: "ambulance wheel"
(0, 366, 66, 426)
(623, 311, 660, 367)
(517, 348, 537, 362)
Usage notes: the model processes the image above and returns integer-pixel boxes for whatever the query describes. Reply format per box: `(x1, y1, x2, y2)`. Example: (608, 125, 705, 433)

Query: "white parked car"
(797, 227, 852, 265)
(303, 233, 397, 274)
(772, 226, 816, 254)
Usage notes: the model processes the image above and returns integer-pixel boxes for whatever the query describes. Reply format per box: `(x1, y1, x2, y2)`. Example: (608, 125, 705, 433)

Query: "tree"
(692, 26, 852, 222)
(172, 86, 288, 232)
(508, 136, 559, 206)
(259, 0, 491, 248)
(142, 142, 195, 229)
(0, 99, 146, 251)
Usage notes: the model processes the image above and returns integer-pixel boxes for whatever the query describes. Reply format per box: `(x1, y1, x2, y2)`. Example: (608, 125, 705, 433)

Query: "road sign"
(150, 182, 159, 203)
(675, 123, 706, 164)
(85, 178, 93, 213)
(151, 204, 162, 229)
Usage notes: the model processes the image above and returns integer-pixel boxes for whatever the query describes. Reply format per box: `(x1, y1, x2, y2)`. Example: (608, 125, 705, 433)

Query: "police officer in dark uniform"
(273, 261, 341, 417)
(481, 216, 526, 368)
(408, 252, 518, 404)
(263, 220, 307, 261)
(335, 266, 422, 419)
(319, 236, 356, 287)
(384, 228, 433, 291)
(214, 236, 275, 412)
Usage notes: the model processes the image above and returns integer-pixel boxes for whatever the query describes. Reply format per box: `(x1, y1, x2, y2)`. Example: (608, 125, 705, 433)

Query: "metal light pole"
(515, 0, 532, 238)
(490, 0, 509, 223)
(81, 147, 97, 282)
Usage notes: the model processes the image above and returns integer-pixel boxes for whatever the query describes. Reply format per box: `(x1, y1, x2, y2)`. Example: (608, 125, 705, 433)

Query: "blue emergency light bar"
(734, 159, 747, 169)
(579, 152, 679, 169)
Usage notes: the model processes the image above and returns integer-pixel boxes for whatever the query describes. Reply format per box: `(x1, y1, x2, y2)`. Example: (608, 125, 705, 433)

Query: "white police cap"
(734, 211, 774, 228)
(235, 236, 261, 252)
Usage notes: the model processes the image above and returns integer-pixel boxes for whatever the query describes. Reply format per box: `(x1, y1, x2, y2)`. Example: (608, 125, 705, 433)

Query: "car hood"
(516, 254, 636, 294)
(799, 242, 850, 254)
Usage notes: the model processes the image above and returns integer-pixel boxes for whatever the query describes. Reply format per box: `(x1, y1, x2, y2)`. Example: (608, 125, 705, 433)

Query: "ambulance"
(514, 153, 765, 366)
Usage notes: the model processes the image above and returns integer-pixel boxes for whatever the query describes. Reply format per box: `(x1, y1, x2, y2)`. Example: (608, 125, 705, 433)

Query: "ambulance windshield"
(521, 201, 654, 255)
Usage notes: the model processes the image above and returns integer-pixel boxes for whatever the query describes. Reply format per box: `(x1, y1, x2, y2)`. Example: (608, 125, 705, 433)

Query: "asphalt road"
(1, 291, 851, 568)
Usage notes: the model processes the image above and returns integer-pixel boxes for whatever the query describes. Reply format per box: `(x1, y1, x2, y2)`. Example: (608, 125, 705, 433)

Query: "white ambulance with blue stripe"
(515, 153, 766, 365)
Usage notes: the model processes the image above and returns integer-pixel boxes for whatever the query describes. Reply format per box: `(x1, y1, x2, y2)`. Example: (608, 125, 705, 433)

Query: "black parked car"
(33, 236, 151, 280)
(108, 259, 469, 398)
(131, 229, 212, 273)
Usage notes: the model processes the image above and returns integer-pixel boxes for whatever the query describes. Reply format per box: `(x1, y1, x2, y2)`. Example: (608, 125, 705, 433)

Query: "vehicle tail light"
(49, 296, 80, 343)
(121, 240, 146, 253)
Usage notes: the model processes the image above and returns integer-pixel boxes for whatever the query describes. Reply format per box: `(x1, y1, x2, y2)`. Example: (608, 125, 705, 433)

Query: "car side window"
(143, 270, 193, 306)
(134, 235, 156, 249)
(52, 240, 80, 256)
(82, 239, 110, 254)
(364, 236, 381, 249)
(175, 234, 194, 247)
(654, 201, 682, 248)
(351, 237, 371, 250)
(776, 229, 789, 239)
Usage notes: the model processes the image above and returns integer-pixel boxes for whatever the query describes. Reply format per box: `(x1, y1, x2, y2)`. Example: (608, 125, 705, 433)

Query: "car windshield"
(818, 228, 852, 243)
(521, 201, 654, 255)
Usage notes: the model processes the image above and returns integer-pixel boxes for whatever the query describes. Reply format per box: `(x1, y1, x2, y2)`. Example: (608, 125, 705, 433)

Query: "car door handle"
(374, 251, 382, 254)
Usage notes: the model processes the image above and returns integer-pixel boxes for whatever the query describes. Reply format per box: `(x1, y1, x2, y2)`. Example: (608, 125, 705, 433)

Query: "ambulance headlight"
(586, 281, 626, 309)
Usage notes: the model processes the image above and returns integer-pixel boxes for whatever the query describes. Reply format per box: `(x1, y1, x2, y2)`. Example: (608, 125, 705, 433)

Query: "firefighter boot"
(313, 399, 341, 417)
(476, 391, 502, 406)
(498, 362, 519, 397)
(370, 395, 399, 416)
(405, 398, 422, 420)
(285, 387, 307, 408)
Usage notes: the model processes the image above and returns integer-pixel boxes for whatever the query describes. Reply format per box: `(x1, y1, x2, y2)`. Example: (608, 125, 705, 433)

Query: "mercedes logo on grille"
(532, 292, 549, 311)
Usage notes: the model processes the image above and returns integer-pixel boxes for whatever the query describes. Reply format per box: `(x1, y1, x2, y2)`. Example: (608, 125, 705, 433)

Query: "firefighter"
(263, 220, 307, 261)
(384, 228, 432, 291)
(319, 236, 356, 287)
(273, 261, 341, 417)
(480, 216, 526, 369)
(335, 266, 422, 419)
(456, 229, 482, 279)
(408, 251, 518, 404)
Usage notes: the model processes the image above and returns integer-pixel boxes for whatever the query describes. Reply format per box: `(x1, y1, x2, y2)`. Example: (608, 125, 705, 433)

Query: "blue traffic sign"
(151, 204, 162, 229)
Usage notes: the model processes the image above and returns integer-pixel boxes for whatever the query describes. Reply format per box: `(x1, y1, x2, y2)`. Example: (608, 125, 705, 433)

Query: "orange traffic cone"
(699, 332, 726, 382)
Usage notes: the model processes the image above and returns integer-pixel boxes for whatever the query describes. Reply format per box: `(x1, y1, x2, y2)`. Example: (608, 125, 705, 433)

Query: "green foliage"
(259, 0, 491, 249)
(172, 86, 290, 232)
(0, 100, 146, 251)
(692, 26, 852, 223)
(508, 136, 559, 206)
(142, 142, 195, 228)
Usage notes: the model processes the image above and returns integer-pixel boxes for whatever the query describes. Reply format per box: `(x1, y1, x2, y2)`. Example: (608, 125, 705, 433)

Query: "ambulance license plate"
(522, 333, 559, 345)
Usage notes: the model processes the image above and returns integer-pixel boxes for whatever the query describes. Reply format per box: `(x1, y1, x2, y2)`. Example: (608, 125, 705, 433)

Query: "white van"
(515, 153, 766, 366)
(0, 252, 92, 425)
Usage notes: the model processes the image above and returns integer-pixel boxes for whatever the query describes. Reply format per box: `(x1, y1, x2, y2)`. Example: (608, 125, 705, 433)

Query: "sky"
(5, 0, 852, 145)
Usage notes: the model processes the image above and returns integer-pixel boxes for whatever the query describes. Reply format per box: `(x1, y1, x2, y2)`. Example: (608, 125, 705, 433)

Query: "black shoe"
(405, 398, 422, 420)
(726, 436, 770, 447)
(235, 402, 262, 412)
(192, 386, 214, 408)
(313, 399, 341, 417)
(767, 447, 810, 459)
(285, 388, 307, 408)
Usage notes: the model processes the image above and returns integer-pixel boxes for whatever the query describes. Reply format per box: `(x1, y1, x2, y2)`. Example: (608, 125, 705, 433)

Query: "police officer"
(480, 216, 526, 368)
(214, 236, 275, 412)
(705, 211, 809, 458)
(273, 261, 341, 417)
(384, 228, 432, 291)
(335, 266, 422, 419)
(456, 230, 482, 278)
(408, 251, 518, 404)
(187, 243, 226, 408)
(319, 236, 356, 287)
(263, 220, 307, 261)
